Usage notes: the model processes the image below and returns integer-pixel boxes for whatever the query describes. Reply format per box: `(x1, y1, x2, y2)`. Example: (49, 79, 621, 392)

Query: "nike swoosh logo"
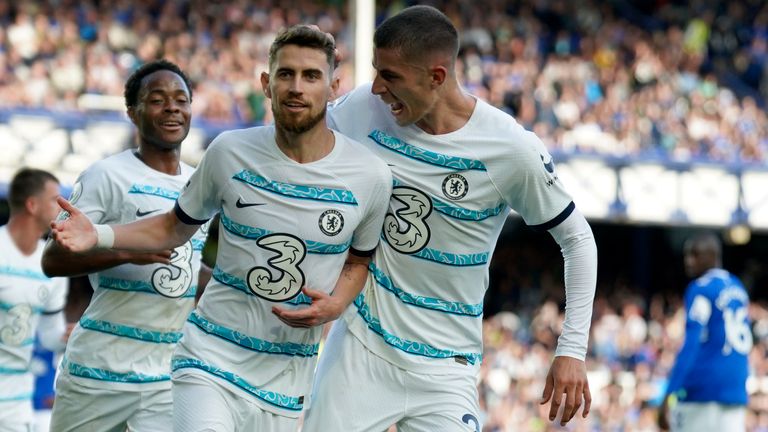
(387, 164, 396, 167)
(540, 155, 555, 173)
(236, 198, 267, 208)
(136, 208, 160, 217)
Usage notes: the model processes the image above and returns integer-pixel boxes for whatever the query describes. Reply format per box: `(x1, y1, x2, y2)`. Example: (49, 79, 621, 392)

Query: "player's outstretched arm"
(51, 196, 199, 253)
(540, 355, 591, 426)
(272, 253, 370, 328)
(42, 239, 172, 277)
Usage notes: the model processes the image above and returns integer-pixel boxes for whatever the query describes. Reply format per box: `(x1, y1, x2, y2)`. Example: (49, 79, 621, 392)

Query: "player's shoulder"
(334, 131, 391, 180)
(208, 125, 272, 153)
(76, 149, 134, 184)
(468, 99, 547, 159)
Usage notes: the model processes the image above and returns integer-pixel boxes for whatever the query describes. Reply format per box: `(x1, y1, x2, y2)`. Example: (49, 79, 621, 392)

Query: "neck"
(7, 215, 42, 255)
(136, 144, 181, 175)
(274, 124, 335, 164)
(415, 81, 476, 135)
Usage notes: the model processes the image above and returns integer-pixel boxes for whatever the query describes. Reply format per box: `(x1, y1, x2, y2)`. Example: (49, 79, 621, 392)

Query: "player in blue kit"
(658, 233, 752, 432)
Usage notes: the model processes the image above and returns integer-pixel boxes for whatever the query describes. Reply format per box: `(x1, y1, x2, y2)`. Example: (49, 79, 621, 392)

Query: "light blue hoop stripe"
(64, 358, 170, 383)
(98, 277, 197, 298)
(219, 212, 350, 255)
(353, 292, 481, 365)
(369, 263, 483, 316)
(187, 311, 318, 357)
(0, 266, 50, 280)
(381, 236, 488, 267)
(0, 301, 44, 314)
(391, 178, 505, 221)
(191, 238, 205, 251)
(79, 317, 183, 344)
(172, 357, 304, 411)
(0, 393, 33, 402)
(0, 366, 28, 374)
(128, 184, 179, 201)
(369, 130, 486, 171)
(233, 170, 357, 205)
(211, 266, 312, 306)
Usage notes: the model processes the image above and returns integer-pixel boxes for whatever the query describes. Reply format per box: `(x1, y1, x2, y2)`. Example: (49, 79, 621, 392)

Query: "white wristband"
(94, 224, 115, 249)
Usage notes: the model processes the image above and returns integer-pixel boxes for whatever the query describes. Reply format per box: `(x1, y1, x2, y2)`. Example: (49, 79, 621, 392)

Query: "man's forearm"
(110, 211, 195, 251)
(330, 254, 371, 309)
(43, 241, 146, 277)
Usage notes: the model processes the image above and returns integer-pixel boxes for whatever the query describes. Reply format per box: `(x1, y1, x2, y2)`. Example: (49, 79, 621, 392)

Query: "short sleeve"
(350, 162, 392, 253)
(175, 137, 227, 224)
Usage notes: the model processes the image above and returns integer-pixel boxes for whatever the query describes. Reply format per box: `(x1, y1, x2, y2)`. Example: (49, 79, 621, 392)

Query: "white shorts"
(172, 369, 299, 432)
(671, 402, 746, 432)
(0, 400, 33, 432)
(302, 321, 481, 432)
(49, 373, 172, 432)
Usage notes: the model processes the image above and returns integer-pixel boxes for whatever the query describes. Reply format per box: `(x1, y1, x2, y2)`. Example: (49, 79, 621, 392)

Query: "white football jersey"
(328, 84, 575, 374)
(61, 150, 207, 391)
(0, 226, 67, 402)
(173, 125, 391, 417)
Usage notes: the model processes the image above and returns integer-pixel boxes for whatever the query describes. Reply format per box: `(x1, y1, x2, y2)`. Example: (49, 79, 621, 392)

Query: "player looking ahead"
(50, 25, 392, 432)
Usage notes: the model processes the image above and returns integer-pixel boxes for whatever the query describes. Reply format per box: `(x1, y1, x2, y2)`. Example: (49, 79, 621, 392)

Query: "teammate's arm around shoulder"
(50, 196, 199, 253)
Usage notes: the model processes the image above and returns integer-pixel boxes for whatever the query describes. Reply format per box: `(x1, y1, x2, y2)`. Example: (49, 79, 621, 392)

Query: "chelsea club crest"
(319, 209, 344, 236)
(442, 173, 468, 200)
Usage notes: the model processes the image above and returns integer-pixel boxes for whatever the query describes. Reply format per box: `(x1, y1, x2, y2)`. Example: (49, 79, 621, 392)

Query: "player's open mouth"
(160, 121, 183, 131)
(390, 102, 404, 116)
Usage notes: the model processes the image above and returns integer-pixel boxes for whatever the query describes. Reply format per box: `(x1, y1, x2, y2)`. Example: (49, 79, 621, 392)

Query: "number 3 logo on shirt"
(247, 233, 307, 302)
(152, 241, 194, 298)
(384, 186, 433, 254)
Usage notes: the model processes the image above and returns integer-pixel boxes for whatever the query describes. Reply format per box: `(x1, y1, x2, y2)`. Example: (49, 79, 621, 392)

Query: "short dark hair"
(8, 168, 59, 212)
(374, 6, 459, 63)
(268, 25, 337, 72)
(124, 59, 192, 109)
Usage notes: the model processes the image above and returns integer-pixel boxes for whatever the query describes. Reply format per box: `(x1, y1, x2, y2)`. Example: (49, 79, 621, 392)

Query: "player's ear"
(126, 107, 138, 125)
(329, 75, 340, 101)
(430, 65, 447, 88)
(260, 72, 272, 99)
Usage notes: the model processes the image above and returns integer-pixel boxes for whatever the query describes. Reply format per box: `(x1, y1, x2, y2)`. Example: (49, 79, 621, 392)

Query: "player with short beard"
(49, 26, 392, 432)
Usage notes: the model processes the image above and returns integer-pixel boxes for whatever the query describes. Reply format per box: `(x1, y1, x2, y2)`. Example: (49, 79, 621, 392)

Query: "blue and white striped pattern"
(0, 392, 33, 402)
(233, 170, 357, 205)
(410, 247, 488, 267)
(391, 178, 504, 221)
(0, 301, 43, 314)
(79, 316, 183, 344)
(64, 357, 170, 383)
(187, 311, 318, 357)
(0, 265, 50, 281)
(0, 366, 27, 374)
(369, 263, 483, 316)
(128, 184, 180, 201)
(369, 130, 487, 171)
(211, 266, 312, 306)
(353, 292, 481, 365)
(98, 277, 197, 298)
(172, 357, 304, 411)
(220, 212, 350, 255)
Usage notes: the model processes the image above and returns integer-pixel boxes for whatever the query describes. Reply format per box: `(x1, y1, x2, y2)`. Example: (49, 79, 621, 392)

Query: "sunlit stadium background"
(0, 1, 766, 430)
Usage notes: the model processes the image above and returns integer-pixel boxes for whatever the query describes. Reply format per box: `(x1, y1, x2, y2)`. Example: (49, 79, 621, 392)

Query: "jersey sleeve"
(350, 160, 392, 254)
(327, 84, 376, 141)
(65, 163, 120, 224)
(666, 282, 708, 396)
(486, 127, 574, 230)
(175, 137, 228, 224)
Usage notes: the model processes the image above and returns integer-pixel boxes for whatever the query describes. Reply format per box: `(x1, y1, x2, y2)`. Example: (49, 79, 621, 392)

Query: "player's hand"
(121, 250, 173, 266)
(657, 395, 671, 431)
(271, 287, 344, 328)
(50, 196, 97, 252)
(540, 356, 591, 426)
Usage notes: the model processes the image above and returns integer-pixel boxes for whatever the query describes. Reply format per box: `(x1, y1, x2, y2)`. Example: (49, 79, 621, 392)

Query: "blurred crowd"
(479, 234, 768, 432)
(0, 0, 766, 163)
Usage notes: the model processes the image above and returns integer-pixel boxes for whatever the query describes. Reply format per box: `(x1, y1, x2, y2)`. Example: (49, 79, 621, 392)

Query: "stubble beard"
(273, 104, 327, 134)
